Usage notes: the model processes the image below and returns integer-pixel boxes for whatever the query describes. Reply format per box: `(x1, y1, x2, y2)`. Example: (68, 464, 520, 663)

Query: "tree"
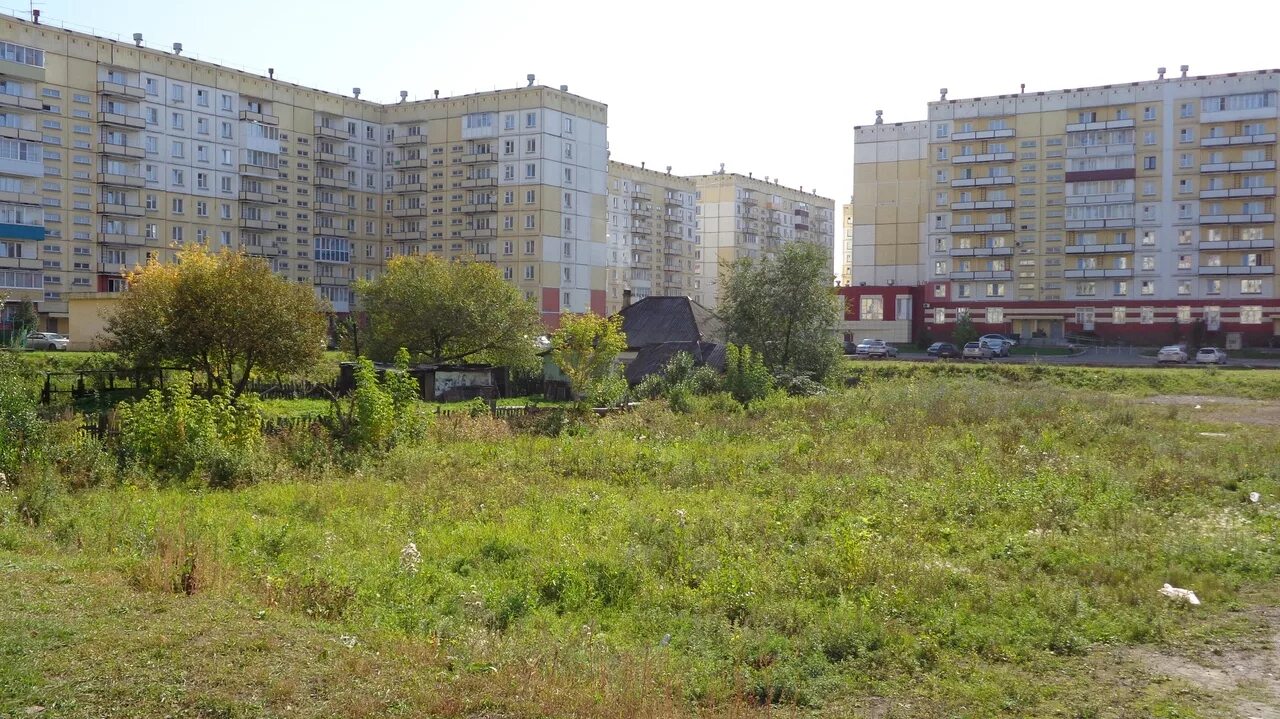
(13, 299, 37, 334)
(549, 311, 627, 403)
(105, 245, 327, 399)
(717, 242, 842, 381)
(723, 343, 773, 407)
(952, 312, 978, 346)
(357, 255, 542, 367)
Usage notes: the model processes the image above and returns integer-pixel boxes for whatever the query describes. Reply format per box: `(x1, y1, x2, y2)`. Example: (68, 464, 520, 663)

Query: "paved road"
(854, 347, 1280, 369)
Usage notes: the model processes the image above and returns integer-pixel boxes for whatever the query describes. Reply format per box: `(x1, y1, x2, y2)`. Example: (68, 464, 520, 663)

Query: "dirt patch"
(1140, 395, 1280, 427)
(1125, 607, 1280, 718)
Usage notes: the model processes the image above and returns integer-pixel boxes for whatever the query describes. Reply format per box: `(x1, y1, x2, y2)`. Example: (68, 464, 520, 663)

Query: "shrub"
(116, 384, 264, 485)
(0, 351, 42, 479)
(723, 343, 773, 407)
(773, 370, 828, 397)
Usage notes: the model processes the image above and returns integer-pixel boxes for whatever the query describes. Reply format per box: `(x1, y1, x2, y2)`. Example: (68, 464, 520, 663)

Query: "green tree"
(549, 312, 627, 403)
(13, 298, 37, 334)
(0, 351, 41, 478)
(718, 242, 842, 381)
(952, 312, 978, 346)
(723, 343, 773, 407)
(357, 255, 542, 367)
(104, 245, 327, 399)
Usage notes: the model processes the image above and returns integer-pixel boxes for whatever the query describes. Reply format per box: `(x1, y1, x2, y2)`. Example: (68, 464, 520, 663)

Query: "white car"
(23, 332, 69, 351)
(1195, 347, 1228, 365)
(854, 338, 899, 358)
(1156, 345, 1188, 364)
(979, 333, 1017, 348)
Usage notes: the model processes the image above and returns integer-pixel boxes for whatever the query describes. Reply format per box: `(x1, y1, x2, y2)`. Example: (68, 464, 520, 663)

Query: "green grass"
(3, 378, 1279, 716)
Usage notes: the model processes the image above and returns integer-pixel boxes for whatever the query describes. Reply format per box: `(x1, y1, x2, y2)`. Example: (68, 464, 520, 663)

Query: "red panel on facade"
(589, 289, 606, 316)
(541, 287, 560, 312)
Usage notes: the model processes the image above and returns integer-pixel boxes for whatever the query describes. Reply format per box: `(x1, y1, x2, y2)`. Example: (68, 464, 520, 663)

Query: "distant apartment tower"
(839, 200, 853, 285)
(852, 68, 1280, 345)
(0, 15, 608, 337)
(688, 170, 835, 309)
(604, 160, 697, 314)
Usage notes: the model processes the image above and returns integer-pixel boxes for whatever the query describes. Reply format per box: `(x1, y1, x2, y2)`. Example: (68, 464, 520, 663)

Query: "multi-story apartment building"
(851, 68, 1280, 346)
(839, 200, 853, 285)
(689, 170, 835, 309)
(604, 160, 697, 314)
(0, 15, 607, 339)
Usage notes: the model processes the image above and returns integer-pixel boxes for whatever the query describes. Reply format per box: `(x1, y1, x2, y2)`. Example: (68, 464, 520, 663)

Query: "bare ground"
(1139, 395, 1280, 427)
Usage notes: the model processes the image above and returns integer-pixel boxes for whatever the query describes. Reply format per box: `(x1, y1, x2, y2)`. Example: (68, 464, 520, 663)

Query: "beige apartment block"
(604, 160, 697, 314)
(0, 15, 608, 337)
(852, 68, 1280, 344)
(688, 170, 835, 309)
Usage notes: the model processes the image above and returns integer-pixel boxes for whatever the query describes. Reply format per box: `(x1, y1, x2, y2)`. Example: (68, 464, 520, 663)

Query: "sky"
(13, 0, 1280, 212)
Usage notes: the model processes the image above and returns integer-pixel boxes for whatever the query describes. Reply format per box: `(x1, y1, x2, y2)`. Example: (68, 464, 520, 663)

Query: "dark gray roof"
(624, 341, 726, 385)
(615, 296, 723, 349)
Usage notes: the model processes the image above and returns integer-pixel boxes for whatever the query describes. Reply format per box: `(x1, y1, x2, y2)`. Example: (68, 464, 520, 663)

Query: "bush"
(116, 384, 264, 485)
(0, 351, 42, 479)
(635, 351, 722, 413)
(773, 370, 828, 397)
(723, 343, 773, 407)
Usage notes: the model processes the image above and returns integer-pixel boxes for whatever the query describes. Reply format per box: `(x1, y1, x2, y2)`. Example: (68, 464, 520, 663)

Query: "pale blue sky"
(13, 0, 1280, 209)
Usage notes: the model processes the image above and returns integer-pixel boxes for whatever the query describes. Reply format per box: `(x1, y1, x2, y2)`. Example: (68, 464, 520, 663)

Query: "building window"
(525, 112, 537, 128)
(933, 307, 946, 324)
(1177, 280, 1191, 295)
(1241, 278, 1263, 294)
(1241, 306, 1263, 324)
(1111, 306, 1125, 324)
(987, 307, 1003, 323)
(986, 283, 1005, 297)
(933, 283, 946, 298)
(1143, 156, 1156, 170)
(859, 296, 883, 320)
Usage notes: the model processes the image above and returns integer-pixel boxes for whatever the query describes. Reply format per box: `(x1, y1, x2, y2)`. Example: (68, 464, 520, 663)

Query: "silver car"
(854, 338, 899, 358)
(24, 332, 69, 351)
(1195, 347, 1228, 365)
(1156, 345, 1188, 364)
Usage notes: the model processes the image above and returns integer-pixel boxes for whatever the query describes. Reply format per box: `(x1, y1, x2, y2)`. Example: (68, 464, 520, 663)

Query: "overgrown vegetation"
(3, 355, 1279, 717)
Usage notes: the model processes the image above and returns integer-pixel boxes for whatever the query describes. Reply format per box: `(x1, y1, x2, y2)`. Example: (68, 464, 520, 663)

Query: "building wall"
(604, 161, 697, 315)
(839, 201, 853, 285)
(688, 172, 835, 309)
(0, 16, 608, 335)
(851, 121, 927, 287)
(853, 69, 1280, 345)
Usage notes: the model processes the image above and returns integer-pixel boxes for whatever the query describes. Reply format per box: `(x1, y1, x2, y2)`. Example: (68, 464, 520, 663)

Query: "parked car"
(1195, 347, 1228, 365)
(23, 332, 69, 351)
(980, 333, 1018, 348)
(962, 341, 994, 360)
(927, 342, 961, 359)
(983, 339, 1011, 357)
(1156, 345, 1189, 364)
(854, 338, 899, 358)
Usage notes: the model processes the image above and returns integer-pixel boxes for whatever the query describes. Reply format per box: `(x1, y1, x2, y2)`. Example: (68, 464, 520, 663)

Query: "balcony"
(461, 203, 497, 214)
(1197, 265, 1275, 276)
(313, 225, 349, 238)
(96, 203, 144, 217)
(632, 222, 653, 234)
(461, 152, 497, 164)
(949, 128, 1015, 141)
(314, 124, 346, 140)
(314, 151, 349, 165)
(631, 190, 653, 201)
(96, 81, 146, 99)
(1064, 268, 1134, 278)
(96, 142, 145, 159)
(664, 196, 683, 207)
(313, 176, 350, 189)
(391, 134, 428, 146)
(946, 270, 1013, 280)
(391, 182, 428, 193)
(460, 177, 496, 188)
(0, 221, 43, 240)
(1198, 239, 1274, 250)
(0, 255, 39, 270)
(1201, 133, 1276, 147)
(96, 111, 146, 129)
(948, 222, 1014, 233)
(795, 222, 810, 231)
(948, 247, 1015, 257)
(460, 228, 496, 239)
(1065, 243, 1135, 254)
(0, 189, 38, 206)
(1200, 213, 1275, 224)
(95, 172, 145, 188)
(1200, 160, 1277, 173)
(0, 125, 41, 142)
(313, 201, 344, 214)
(952, 152, 1015, 164)
(96, 261, 132, 275)
(1065, 218, 1135, 230)
(390, 206, 427, 218)
(1064, 193, 1135, 205)
(739, 194, 757, 206)
(1200, 186, 1276, 200)
(238, 190, 278, 204)
(950, 176, 1015, 188)
(1064, 118, 1135, 132)
(0, 93, 42, 111)
(396, 158, 431, 169)
(950, 200, 1014, 210)
(238, 110, 279, 125)
(97, 231, 144, 245)
(239, 163, 279, 178)
(389, 230, 427, 241)
(237, 217, 276, 231)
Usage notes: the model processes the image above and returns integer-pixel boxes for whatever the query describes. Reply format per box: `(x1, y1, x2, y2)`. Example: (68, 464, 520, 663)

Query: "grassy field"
(3, 373, 1279, 717)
